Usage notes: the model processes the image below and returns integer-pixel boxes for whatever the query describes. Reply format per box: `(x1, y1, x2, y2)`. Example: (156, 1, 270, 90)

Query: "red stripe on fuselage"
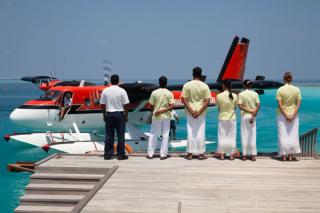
(22, 86, 216, 112)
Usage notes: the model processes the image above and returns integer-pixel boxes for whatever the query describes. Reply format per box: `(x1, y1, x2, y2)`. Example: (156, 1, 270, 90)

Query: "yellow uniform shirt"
(149, 88, 174, 120)
(238, 89, 260, 116)
(276, 83, 302, 116)
(216, 90, 238, 120)
(181, 80, 211, 116)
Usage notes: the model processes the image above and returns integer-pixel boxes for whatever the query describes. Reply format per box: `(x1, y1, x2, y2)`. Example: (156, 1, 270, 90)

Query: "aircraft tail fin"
(216, 36, 249, 82)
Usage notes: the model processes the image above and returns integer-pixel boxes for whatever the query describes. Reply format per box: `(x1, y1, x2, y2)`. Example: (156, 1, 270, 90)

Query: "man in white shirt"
(100, 74, 130, 160)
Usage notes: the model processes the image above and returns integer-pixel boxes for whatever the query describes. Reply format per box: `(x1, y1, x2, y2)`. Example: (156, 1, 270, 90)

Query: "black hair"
(110, 74, 119, 85)
(159, 76, 167, 88)
(192, 67, 202, 78)
(284, 72, 293, 83)
(222, 80, 233, 100)
(243, 79, 253, 88)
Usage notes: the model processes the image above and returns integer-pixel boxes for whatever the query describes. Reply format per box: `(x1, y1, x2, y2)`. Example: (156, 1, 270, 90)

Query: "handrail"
(297, 128, 318, 158)
(299, 128, 318, 140)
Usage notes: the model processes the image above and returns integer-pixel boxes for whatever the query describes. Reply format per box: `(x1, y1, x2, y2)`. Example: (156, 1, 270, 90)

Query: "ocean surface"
(0, 79, 320, 212)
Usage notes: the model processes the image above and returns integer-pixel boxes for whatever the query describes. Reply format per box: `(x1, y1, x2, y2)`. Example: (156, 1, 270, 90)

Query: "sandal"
(185, 153, 193, 160)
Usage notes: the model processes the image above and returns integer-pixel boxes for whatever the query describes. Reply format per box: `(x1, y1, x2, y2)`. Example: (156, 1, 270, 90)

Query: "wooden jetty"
(14, 153, 320, 213)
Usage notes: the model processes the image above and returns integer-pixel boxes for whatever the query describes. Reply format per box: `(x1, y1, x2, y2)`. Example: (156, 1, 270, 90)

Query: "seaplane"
(4, 36, 282, 154)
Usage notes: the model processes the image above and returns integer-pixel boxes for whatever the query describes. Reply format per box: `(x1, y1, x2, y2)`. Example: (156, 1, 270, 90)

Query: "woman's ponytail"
(221, 80, 233, 100)
(226, 81, 233, 100)
(228, 87, 233, 100)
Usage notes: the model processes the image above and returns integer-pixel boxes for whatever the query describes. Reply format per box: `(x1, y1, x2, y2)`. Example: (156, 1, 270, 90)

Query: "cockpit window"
(36, 90, 62, 101)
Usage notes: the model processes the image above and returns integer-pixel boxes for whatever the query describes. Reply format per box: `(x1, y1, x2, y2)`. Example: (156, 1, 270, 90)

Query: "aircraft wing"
(120, 78, 282, 104)
(21, 76, 57, 84)
(208, 80, 283, 90)
(120, 82, 158, 102)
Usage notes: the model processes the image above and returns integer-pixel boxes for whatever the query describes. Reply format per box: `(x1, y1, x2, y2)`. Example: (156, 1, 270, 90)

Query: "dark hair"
(222, 80, 233, 100)
(159, 76, 167, 88)
(243, 79, 253, 88)
(110, 74, 119, 85)
(192, 67, 202, 78)
(283, 72, 293, 83)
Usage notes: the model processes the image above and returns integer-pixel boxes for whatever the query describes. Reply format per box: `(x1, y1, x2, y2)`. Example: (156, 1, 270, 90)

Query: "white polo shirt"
(100, 85, 130, 112)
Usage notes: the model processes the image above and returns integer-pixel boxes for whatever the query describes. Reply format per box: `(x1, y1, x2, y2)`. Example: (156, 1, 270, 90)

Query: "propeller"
(103, 59, 112, 85)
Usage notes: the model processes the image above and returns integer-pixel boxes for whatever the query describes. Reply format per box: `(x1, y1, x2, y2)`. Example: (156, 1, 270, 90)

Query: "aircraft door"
(59, 92, 73, 121)
(47, 91, 73, 126)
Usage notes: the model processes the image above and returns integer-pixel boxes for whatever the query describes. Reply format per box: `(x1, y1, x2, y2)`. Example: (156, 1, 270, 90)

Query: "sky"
(0, 0, 320, 81)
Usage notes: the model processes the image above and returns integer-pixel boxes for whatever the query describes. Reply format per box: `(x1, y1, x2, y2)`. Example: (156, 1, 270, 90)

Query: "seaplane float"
(4, 36, 282, 154)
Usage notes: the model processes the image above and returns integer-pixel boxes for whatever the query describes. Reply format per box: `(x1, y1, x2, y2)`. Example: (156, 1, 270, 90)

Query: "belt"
(106, 111, 124, 114)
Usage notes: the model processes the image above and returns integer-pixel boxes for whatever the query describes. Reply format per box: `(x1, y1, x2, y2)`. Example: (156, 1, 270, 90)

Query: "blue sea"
(0, 79, 320, 212)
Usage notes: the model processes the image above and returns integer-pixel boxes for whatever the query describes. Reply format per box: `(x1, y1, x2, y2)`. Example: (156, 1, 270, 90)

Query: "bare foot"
(242, 156, 247, 161)
(251, 156, 256, 161)
(281, 155, 286, 161)
(198, 154, 207, 160)
(230, 154, 234, 160)
(220, 153, 224, 160)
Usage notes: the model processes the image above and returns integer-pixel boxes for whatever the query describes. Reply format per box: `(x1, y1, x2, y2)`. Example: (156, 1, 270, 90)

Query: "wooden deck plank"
(20, 194, 84, 202)
(31, 173, 104, 180)
(37, 155, 320, 213)
(26, 183, 94, 191)
(15, 205, 74, 213)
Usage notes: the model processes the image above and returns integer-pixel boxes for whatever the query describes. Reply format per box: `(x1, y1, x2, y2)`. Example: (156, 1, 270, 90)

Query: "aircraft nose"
(10, 107, 51, 129)
(10, 108, 26, 123)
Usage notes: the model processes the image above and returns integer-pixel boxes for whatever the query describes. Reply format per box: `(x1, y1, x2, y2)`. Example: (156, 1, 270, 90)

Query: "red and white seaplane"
(4, 36, 282, 154)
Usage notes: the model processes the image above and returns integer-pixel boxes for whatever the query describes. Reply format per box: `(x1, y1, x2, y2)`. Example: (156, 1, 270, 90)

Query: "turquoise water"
(0, 80, 320, 212)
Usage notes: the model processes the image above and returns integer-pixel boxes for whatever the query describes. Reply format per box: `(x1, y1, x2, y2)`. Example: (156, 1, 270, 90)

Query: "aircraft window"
(84, 98, 91, 107)
(37, 90, 61, 101)
(93, 99, 100, 105)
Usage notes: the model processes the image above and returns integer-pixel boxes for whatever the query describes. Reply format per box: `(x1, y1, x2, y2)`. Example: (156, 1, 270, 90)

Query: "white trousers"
(218, 120, 236, 156)
(186, 115, 206, 155)
(147, 118, 170, 157)
(241, 114, 257, 156)
(277, 114, 301, 156)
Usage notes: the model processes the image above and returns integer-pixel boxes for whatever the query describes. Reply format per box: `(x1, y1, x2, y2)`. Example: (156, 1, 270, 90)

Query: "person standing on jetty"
(276, 72, 302, 161)
(169, 109, 179, 140)
(238, 80, 260, 161)
(216, 80, 238, 160)
(100, 74, 130, 160)
(147, 76, 174, 160)
(182, 67, 211, 160)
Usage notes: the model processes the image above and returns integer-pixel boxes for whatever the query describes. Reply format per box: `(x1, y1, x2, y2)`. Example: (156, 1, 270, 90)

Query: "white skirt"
(186, 115, 206, 155)
(218, 120, 236, 155)
(277, 114, 301, 156)
(241, 114, 257, 156)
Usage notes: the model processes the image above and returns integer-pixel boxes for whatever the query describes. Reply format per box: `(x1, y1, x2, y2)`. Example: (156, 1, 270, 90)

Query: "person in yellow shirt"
(276, 72, 302, 161)
(238, 80, 260, 161)
(216, 80, 238, 160)
(181, 67, 211, 160)
(147, 76, 174, 160)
